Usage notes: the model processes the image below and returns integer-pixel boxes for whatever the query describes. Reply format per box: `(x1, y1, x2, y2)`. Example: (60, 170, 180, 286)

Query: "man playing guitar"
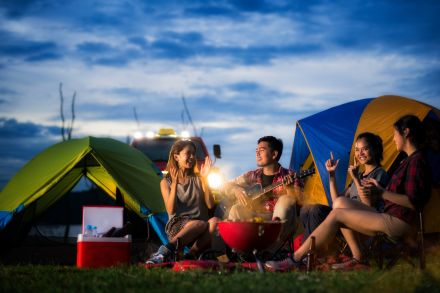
(223, 136, 307, 250)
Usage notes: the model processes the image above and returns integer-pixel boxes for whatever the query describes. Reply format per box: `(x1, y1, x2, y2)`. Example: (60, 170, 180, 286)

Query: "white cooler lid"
(82, 206, 124, 235)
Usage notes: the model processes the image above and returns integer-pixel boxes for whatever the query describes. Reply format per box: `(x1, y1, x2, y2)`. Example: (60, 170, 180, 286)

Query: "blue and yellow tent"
(0, 137, 168, 244)
(289, 95, 440, 232)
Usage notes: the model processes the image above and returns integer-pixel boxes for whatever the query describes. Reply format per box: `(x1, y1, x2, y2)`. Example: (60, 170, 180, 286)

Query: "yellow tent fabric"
(300, 152, 327, 206)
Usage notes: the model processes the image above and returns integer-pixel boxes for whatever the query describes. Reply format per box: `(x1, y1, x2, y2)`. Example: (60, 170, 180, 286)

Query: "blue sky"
(1, 0, 439, 189)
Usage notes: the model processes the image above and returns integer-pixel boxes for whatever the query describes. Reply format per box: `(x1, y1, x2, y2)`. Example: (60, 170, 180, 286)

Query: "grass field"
(1, 254, 440, 293)
(1, 236, 440, 293)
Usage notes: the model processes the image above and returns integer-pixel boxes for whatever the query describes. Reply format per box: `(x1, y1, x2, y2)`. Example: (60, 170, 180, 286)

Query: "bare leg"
(332, 196, 376, 212)
(332, 197, 377, 260)
(190, 217, 223, 253)
(190, 229, 211, 254)
(170, 220, 208, 248)
(228, 204, 254, 220)
(339, 228, 361, 259)
(272, 195, 297, 242)
(204, 217, 224, 252)
(208, 217, 221, 235)
(293, 208, 392, 261)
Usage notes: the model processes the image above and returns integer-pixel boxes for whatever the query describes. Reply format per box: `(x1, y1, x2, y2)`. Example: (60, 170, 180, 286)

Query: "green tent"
(0, 136, 165, 240)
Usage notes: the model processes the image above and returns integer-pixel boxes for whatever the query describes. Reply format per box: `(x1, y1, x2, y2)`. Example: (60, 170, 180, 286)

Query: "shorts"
(165, 215, 191, 240)
(380, 213, 411, 238)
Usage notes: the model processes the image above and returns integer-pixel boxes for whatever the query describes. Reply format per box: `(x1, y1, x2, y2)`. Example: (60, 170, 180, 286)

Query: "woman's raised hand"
(169, 165, 179, 183)
(348, 155, 359, 180)
(362, 177, 379, 187)
(360, 178, 384, 199)
(325, 151, 340, 174)
(200, 156, 212, 177)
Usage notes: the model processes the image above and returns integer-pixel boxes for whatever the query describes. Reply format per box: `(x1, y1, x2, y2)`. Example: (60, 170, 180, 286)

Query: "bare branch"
(133, 107, 140, 129)
(59, 82, 66, 141)
(67, 91, 76, 140)
(181, 95, 197, 136)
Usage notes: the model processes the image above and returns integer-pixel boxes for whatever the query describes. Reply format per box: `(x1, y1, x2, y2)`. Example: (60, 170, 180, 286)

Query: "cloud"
(0, 0, 40, 18)
(75, 41, 139, 67)
(2, 0, 438, 68)
(306, 1, 440, 56)
(81, 12, 124, 28)
(0, 29, 61, 61)
(0, 118, 60, 188)
(0, 118, 59, 138)
(76, 41, 114, 53)
(26, 52, 62, 62)
(0, 0, 439, 185)
(228, 81, 261, 92)
(185, 4, 238, 18)
(183, 0, 319, 18)
(0, 87, 17, 95)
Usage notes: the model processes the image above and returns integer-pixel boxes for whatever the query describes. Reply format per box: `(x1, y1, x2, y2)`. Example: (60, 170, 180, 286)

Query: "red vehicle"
(130, 128, 223, 190)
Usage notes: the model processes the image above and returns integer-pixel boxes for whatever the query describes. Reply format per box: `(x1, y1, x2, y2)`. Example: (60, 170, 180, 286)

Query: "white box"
(81, 206, 123, 236)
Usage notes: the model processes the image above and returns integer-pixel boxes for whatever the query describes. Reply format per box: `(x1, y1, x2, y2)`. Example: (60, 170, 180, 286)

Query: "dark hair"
(356, 132, 384, 165)
(165, 139, 197, 179)
(393, 115, 426, 149)
(258, 136, 283, 161)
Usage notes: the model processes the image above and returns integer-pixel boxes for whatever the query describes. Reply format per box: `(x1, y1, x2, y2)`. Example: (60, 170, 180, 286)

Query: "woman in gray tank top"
(146, 140, 219, 264)
(328, 132, 389, 210)
(324, 132, 389, 268)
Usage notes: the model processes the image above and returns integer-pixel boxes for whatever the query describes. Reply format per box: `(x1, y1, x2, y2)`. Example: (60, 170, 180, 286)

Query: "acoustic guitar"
(243, 168, 315, 207)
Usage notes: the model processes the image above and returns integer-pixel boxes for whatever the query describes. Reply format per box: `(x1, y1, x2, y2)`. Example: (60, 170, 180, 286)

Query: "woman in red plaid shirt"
(266, 115, 432, 271)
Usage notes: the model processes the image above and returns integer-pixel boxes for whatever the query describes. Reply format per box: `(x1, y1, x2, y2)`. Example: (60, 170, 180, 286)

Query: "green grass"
(1, 259, 440, 293)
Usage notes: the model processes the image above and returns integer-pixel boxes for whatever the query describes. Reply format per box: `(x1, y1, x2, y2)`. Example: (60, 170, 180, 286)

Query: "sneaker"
(265, 256, 303, 272)
(331, 258, 369, 271)
(145, 245, 172, 264)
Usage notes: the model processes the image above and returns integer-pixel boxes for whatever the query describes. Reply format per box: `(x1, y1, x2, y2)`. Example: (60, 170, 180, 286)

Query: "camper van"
(130, 128, 224, 192)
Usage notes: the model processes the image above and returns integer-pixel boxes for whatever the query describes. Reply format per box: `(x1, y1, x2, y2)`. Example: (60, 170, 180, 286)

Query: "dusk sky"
(1, 0, 439, 189)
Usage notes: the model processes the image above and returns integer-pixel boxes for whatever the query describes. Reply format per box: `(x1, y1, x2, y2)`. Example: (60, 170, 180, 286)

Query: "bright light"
(181, 130, 190, 138)
(133, 131, 143, 139)
(146, 131, 155, 138)
(208, 172, 224, 189)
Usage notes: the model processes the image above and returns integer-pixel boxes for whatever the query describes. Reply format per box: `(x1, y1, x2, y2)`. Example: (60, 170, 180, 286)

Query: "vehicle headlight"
(207, 172, 224, 189)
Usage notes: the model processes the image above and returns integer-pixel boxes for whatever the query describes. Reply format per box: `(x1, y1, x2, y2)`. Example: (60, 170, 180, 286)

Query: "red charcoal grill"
(218, 221, 282, 272)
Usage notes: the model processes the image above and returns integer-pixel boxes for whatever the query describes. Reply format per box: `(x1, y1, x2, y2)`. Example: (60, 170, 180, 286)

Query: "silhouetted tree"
(59, 82, 76, 141)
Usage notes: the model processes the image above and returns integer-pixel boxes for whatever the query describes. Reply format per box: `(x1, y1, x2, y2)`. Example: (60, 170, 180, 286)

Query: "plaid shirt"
(384, 150, 431, 225)
(231, 165, 302, 212)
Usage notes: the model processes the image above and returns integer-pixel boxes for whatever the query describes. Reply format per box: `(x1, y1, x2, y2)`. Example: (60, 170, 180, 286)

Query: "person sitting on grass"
(266, 114, 432, 271)
(146, 140, 219, 264)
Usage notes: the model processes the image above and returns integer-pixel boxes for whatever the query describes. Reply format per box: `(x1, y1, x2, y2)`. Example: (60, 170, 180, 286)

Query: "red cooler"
(77, 234, 131, 268)
(76, 206, 131, 268)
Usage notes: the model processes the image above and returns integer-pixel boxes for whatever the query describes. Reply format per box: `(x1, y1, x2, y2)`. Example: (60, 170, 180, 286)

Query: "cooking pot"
(217, 221, 282, 253)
